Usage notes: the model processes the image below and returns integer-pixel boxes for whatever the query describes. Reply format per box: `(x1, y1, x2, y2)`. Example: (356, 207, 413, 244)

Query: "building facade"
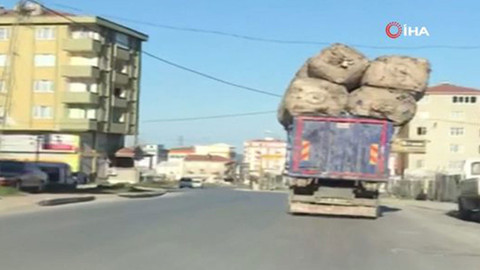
(243, 138, 286, 176)
(403, 84, 480, 174)
(0, 4, 148, 175)
(194, 143, 235, 159)
(183, 154, 234, 181)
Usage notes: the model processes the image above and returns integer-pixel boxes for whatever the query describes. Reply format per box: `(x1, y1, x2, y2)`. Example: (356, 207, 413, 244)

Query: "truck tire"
(458, 198, 472, 220)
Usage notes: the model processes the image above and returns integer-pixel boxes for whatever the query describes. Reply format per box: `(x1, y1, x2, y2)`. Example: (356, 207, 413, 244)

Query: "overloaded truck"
(285, 116, 393, 218)
(278, 44, 430, 218)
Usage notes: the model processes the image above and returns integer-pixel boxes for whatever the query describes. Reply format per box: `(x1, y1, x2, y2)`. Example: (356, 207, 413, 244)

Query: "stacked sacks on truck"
(278, 44, 431, 128)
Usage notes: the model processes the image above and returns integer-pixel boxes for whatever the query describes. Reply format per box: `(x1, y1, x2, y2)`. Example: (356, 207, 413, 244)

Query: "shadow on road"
(380, 205, 401, 214)
(289, 206, 401, 220)
(445, 210, 480, 223)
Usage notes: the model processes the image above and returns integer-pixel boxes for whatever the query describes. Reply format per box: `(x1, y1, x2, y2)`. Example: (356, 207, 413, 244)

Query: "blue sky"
(6, 0, 480, 149)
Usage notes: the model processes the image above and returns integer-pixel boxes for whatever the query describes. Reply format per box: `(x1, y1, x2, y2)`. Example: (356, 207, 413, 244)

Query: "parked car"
(34, 162, 77, 188)
(179, 177, 204, 189)
(0, 160, 48, 192)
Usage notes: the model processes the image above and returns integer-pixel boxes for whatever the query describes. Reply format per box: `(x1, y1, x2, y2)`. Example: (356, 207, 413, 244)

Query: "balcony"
(110, 122, 127, 134)
(63, 92, 99, 104)
(115, 46, 130, 61)
(62, 66, 100, 79)
(112, 97, 127, 108)
(59, 119, 98, 131)
(113, 71, 129, 85)
(63, 38, 102, 53)
(391, 139, 427, 154)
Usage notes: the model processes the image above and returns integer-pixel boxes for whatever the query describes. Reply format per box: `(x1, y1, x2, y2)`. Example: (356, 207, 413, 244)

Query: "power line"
(32, 0, 281, 98)
(141, 51, 281, 97)
(143, 110, 276, 123)
(48, 2, 480, 50)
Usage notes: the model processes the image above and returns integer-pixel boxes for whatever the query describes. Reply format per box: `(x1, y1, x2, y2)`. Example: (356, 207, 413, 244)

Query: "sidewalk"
(382, 197, 457, 212)
(0, 193, 120, 215)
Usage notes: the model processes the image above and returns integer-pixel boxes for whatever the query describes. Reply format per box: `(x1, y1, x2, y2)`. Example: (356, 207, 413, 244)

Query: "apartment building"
(243, 138, 286, 176)
(0, 4, 148, 172)
(402, 83, 480, 174)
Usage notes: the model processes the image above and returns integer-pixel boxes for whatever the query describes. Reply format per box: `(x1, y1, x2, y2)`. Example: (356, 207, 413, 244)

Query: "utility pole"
(35, 135, 42, 162)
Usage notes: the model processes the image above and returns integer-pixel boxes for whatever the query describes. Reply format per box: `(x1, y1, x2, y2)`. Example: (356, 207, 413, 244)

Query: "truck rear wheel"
(458, 198, 472, 220)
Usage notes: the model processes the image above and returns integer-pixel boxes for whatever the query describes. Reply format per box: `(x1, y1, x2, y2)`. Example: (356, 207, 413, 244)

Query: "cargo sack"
(347, 86, 417, 126)
(307, 43, 369, 90)
(361, 56, 431, 99)
(278, 77, 348, 127)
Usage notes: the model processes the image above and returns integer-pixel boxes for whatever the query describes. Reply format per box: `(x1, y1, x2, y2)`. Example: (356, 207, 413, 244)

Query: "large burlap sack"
(307, 44, 369, 90)
(278, 78, 348, 127)
(362, 56, 430, 97)
(347, 86, 417, 126)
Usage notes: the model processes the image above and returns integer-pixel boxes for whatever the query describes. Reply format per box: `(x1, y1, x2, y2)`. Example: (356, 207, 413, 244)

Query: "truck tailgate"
(288, 116, 393, 181)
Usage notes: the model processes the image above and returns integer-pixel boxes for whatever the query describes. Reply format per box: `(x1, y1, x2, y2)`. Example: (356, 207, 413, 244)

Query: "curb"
(131, 186, 166, 192)
(117, 190, 167, 199)
(38, 196, 96, 206)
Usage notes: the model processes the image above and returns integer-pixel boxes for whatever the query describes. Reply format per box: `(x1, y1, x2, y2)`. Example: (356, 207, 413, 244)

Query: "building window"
(34, 54, 55, 67)
(71, 27, 100, 40)
(450, 127, 464, 136)
(450, 144, 463, 153)
(68, 108, 96, 119)
(33, 80, 54, 92)
(0, 28, 9, 40)
(450, 111, 464, 119)
(33, 106, 53, 119)
(68, 81, 98, 93)
(417, 127, 427, 135)
(416, 159, 424, 168)
(35, 27, 55, 40)
(452, 96, 477, 104)
(115, 32, 130, 48)
(0, 54, 7, 66)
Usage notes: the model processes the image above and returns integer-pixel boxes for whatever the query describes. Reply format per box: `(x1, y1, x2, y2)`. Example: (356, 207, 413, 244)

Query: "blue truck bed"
(287, 116, 393, 181)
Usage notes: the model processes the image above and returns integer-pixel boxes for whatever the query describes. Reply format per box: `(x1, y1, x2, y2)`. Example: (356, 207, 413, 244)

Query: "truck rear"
(286, 116, 393, 218)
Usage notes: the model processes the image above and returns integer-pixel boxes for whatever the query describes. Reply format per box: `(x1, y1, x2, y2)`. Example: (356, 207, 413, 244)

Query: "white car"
(179, 177, 204, 189)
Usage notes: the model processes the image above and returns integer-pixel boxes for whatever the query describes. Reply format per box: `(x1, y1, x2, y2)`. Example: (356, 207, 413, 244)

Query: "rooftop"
(426, 83, 480, 95)
(169, 147, 195, 154)
(245, 138, 285, 144)
(0, 6, 148, 40)
(184, 154, 233, 163)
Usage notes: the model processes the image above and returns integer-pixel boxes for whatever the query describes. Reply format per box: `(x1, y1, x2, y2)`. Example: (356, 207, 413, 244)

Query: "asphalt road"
(1, 188, 480, 270)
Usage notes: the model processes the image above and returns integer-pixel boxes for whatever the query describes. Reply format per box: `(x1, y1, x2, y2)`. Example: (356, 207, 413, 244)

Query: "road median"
(117, 189, 167, 199)
(38, 196, 96, 206)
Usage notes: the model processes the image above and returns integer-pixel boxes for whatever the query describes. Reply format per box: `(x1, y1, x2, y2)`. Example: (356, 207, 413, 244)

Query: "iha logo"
(386, 21, 430, 39)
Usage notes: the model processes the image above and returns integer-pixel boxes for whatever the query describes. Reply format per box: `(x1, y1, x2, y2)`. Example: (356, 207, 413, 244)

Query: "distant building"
(401, 83, 480, 175)
(243, 138, 286, 176)
(136, 144, 167, 169)
(167, 147, 195, 161)
(183, 154, 234, 181)
(160, 143, 236, 180)
(195, 143, 235, 159)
